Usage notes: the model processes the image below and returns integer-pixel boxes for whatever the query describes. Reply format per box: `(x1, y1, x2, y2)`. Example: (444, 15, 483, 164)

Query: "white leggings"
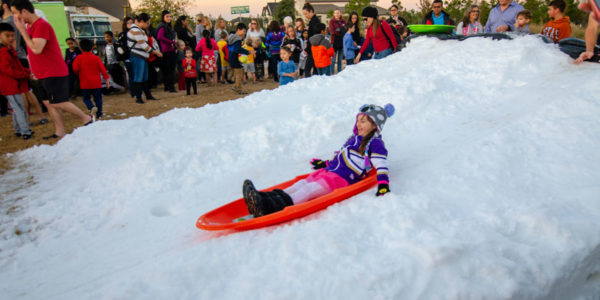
(284, 179, 331, 205)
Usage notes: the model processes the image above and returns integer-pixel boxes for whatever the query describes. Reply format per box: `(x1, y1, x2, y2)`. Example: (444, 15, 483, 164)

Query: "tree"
(417, 0, 433, 16)
(391, 0, 405, 11)
(133, 0, 191, 25)
(344, 0, 371, 17)
(274, 0, 296, 23)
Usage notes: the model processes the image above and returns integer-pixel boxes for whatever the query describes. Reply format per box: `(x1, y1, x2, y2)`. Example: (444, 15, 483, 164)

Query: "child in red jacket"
(72, 39, 109, 119)
(182, 48, 198, 95)
(0, 23, 33, 139)
(308, 23, 335, 76)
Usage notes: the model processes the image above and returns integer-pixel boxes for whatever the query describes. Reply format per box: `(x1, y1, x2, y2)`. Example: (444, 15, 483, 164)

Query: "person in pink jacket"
(195, 29, 219, 86)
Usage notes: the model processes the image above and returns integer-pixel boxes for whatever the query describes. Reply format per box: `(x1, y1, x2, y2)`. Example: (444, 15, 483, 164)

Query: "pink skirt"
(200, 55, 217, 73)
(305, 169, 349, 192)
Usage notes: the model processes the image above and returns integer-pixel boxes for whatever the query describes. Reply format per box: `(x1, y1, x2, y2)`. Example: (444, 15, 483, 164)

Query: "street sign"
(231, 5, 250, 14)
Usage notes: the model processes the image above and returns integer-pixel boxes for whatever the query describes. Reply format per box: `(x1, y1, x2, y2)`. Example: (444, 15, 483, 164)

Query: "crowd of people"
(0, 0, 598, 142)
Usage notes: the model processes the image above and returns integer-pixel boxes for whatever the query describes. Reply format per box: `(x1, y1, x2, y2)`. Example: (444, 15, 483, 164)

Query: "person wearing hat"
(354, 6, 397, 64)
(242, 103, 395, 217)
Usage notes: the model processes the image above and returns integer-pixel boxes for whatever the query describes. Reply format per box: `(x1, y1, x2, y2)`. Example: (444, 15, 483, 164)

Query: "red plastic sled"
(196, 170, 377, 231)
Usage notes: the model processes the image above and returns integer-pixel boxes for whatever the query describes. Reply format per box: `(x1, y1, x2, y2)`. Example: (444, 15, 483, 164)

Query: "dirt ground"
(0, 81, 279, 174)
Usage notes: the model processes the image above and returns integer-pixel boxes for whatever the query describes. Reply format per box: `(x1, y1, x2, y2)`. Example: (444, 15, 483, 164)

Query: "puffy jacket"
(72, 52, 109, 90)
(0, 46, 30, 96)
(227, 34, 249, 69)
(266, 31, 284, 55)
(329, 17, 346, 50)
(309, 34, 335, 68)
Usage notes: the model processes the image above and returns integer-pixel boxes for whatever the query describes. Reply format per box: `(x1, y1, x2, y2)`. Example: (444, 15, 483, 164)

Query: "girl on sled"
(243, 103, 395, 217)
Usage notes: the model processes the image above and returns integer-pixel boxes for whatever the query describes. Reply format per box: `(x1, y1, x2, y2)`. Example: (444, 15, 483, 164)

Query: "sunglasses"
(360, 104, 376, 113)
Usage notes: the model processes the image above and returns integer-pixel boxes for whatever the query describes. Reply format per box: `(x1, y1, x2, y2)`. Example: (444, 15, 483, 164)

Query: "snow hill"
(1, 35, 600, 299)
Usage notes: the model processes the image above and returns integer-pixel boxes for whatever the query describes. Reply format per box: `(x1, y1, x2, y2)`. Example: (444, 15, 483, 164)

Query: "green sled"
(407, 24, 456, 34)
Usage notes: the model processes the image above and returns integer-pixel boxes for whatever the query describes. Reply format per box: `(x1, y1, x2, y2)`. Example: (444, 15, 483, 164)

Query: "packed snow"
(1, 35, 600, 299)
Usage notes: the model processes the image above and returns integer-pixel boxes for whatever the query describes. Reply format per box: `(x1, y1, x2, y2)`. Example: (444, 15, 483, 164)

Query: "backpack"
(116, 31, 131, 61)
(381, 22, 402, 52)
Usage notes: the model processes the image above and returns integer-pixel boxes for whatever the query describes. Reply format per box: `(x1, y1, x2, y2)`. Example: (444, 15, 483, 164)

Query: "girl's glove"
(376, 184, 390, 196)
(310, 159, 327, 170)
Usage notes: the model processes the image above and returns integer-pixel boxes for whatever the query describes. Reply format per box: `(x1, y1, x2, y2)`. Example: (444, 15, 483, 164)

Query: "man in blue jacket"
(421, 0, 455, 25)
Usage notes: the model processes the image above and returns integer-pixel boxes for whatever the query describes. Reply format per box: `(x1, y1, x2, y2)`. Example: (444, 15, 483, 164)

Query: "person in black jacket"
(302, 2, 320, 77)
(421, 0, 455, 25)
(174, 16, 196, 48)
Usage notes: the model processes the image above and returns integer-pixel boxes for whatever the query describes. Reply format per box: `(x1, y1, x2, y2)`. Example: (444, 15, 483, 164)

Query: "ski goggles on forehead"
(359, 104, 376, 112)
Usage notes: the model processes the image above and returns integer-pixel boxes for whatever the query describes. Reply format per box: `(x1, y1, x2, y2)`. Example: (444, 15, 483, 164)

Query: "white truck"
(65, 9, 112, 48)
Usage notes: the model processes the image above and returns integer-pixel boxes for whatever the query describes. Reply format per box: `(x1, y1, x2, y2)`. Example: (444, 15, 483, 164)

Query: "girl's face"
(470, 7, 480, 22)
(287, 26, 296, 38)
(280, 50, 290, 61)
(351, 14, 358, 23)
(356, 114, 376, 137)
(185, 50, 193, 58)
(302, 31, 308, 39)
(296, 20, 303, 29)
(366, 17, 374, 26)
(163, 13, 172, 23)
(126, 19, 133, 28)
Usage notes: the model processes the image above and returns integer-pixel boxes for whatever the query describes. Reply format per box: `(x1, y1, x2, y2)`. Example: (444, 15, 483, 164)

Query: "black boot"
(133, 82, 144, 104)
(144, 82, 158, 100)
(243, 180, 293, 217)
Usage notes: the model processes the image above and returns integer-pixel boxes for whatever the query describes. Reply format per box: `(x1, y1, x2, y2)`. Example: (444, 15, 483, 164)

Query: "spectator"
(72, 39, 108, 119)
(11, 0, 94, 139)
(283, 16, 294, 31)
(355, 6, 397, 63)
(0, 22, 32, 139)
(156, 10, 177, 93)
(195, 29, 219, 86)
(574, 3, 599, 63)
(329, 9, 346, 74)
(64, 37, 81, 98)
(227, 22, 251, 94)
(299, 29, 308, 76)
(387, 5, 408, 28)
(182, 48, 197, 95)
(252, 38, 266, 81)
(347, 11, 361, 57)
(217, 31, 231, 83)
(484, 0, 524, 33)
(103, 30, 125, 89)
(343, 22, 360, 66)
(174, 16, 196, 48)
(302, 2, 320, 77)
(176, 40, 186, 91)
(214, 19, 227, 44)
(309, 22, 334, 76)
(242, 38, 256, 83)
(1, 0, 47, 125)
(247, 18, 265, 41)
(514, 10, 532, 33)
(422, 0, 455, 25)
(282, 25, 302, 71)
(542, 0, 572, 42)
(277, 46, 296, 86)
(118, 17, 135, 98)
(266, 20, 284, 82)
(194, 14, 205, 43)
(203, 17, 215, 39)
(128, 13, 162, 104)
(295, 18, 305, 36)
(456, 5, 484, 36)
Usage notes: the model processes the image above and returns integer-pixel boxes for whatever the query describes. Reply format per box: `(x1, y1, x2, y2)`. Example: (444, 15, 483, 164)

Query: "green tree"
(274, 0, 296, 23)
(521, 0, 548, 24)
(133, 0, 191, 25)
(344, 0, 371, 17)
(564, 0, 588, 24)
(418, 0, 433, 16)
(391, 0, 405, 11)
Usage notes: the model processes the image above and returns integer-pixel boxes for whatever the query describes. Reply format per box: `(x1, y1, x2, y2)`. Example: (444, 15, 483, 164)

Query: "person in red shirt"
(541, 0, 572, 43)
(354, 6, 397, 63)
(10, 0, 94, 139)
(72, 39, 109, 119)
(182, 48, 197, 95)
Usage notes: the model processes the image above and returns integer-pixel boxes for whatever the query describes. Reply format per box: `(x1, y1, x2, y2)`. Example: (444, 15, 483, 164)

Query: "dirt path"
(0, 81, 279, 173)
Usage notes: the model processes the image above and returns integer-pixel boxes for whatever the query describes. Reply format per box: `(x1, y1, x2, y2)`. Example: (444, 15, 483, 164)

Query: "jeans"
(330, 49, 344, 74)
(345, 59, 354, 66)
(130, 56, 148, 83)
(81, 88, 103, 117)
(316, 67, 331, 76)
(373, 48, 393, 59)
(268, 54, 281, 82)
(124, 60, 135, 96)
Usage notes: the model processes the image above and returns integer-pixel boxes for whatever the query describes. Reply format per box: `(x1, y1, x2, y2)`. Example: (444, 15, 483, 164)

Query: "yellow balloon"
(239, 55, 248, 64)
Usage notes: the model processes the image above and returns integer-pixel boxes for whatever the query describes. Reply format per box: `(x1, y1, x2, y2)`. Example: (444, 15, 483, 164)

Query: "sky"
(132, 0, 419, 20)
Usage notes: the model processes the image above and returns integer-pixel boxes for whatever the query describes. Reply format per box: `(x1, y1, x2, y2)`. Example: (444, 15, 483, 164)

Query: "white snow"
(1, 35, 600, 299)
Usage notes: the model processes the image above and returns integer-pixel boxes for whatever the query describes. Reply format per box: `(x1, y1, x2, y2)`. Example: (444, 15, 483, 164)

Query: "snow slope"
(1, 35, 600, 299)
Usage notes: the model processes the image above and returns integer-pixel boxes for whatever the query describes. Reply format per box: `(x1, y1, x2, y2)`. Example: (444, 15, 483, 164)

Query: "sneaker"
(37, 118, 49, 125)
(42, 134, 61, 140)
(90, 107, 98, 122)
(22, 134, 32, 140)
(243, 180, 263, 217)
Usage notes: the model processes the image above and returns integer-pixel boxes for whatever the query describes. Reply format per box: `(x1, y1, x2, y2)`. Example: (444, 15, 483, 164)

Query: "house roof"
(78, 0, 130, 19)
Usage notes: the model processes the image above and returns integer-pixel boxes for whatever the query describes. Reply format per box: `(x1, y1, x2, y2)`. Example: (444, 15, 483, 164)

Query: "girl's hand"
(310, 159, 327, 170)
(376, 184, 390, 196)
(575, 51, 594, 64)
(354, 53, 361, 64)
